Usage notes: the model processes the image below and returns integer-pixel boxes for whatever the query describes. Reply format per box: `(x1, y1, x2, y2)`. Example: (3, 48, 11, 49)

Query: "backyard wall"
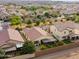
(35, 42, 79, 57)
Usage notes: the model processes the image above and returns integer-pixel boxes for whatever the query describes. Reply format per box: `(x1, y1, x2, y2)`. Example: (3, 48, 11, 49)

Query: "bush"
(56, 41, 64, 46)
(44, 12, 50, 18)
(35, 21, 40, 26)
(26, 20, 32, 24)
(21, 41, 36, 54)
(52, 43, 57, 47)
(46, 44, 53, 48)
(63, 39, 72, 44)
(40, 45, 48, 50)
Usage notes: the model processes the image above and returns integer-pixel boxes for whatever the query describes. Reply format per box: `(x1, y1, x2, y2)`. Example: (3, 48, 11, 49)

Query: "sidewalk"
(8, 54, 35, 59)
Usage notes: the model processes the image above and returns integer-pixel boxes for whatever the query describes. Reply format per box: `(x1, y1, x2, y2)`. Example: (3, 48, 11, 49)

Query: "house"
(0, 5, 9, 20)
(50, 21, 79, 41)
(22, 27, 56, 45)
(0, 27, 24, 52)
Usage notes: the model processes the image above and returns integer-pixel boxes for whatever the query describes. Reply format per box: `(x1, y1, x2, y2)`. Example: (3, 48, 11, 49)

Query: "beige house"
(40, 21, 79, 41)
(50, 21, 79, 41)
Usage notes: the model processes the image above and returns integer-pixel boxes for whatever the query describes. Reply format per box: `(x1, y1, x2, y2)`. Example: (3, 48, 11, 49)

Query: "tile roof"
(8, 28, 24, 42)
(23, 27, 54, 41)
(54, 21, 79, 31)
(0, 29, 9, 46)
(0, 28, 24, 46)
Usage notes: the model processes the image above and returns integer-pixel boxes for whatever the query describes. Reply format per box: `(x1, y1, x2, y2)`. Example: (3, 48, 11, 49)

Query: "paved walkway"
(8, 54, 35, 59)
(34, 47, 79, 59)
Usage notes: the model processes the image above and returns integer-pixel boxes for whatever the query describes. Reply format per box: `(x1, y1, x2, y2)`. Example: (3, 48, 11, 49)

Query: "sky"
(51, 0, 79, 1)
(0, 0, 79, 2)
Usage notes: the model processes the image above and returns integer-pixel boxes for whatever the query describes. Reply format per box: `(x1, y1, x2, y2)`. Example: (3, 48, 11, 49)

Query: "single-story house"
(22, 27, 56, 45)
(50, 21, 79, 41)
(0, 27, 24, 52)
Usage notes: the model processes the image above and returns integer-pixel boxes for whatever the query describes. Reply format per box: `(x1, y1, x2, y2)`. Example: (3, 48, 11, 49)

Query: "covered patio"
(34, 37, 56, 46)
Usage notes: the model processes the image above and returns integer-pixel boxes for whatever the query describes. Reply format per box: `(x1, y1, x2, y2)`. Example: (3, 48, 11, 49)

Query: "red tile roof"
(23, 27, 51, 41)
(0, 28, 24, 46)
(8, 28, 24, 42)
(0, 29, 9, 46)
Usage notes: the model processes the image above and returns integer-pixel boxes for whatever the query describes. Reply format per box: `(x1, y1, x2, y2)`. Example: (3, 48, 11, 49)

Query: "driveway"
(34, 47, 79, 59)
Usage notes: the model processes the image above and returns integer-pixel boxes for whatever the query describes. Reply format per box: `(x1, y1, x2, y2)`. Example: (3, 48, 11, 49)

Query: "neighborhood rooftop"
(23, 27, 55, 41)
(0, 28, 24, 46)
(54, 21, 79, 31)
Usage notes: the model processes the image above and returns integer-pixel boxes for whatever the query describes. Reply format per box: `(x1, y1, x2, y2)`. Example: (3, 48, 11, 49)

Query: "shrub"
(35, 21, 40, 26)
(56, 41, 64, 46)
(63, 39, 72, 44)
(44, 12, 50, 18)
(40, 45, 48, 50)
(46, 44, 53, 48)
(26, 20, 32, 24)
(21, 41, 36, 54)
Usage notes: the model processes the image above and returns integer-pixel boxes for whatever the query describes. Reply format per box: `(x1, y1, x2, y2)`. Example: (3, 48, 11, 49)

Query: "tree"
(74, 15, 79, 23)
(35, 21, 40, 26)
(22, 41, 35, 54)
(51, 11, 60, 18)
(26, 20, 32, 24)
(10, 15, 21, 25)
(37, 15, 42, 19)
(44, 12, 50, 18)
(29, 6, 37, 11)
(66, 16, 75, 21)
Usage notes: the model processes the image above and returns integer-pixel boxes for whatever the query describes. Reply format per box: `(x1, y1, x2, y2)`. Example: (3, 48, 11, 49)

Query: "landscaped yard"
(40, 39, 72, 50)
(63, 39, 72, 44)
